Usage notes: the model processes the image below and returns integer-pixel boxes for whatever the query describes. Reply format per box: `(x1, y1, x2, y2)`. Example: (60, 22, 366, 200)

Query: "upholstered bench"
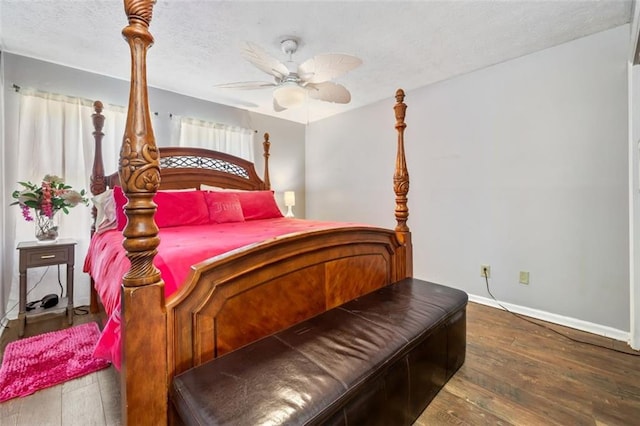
(171, 278, 467, 425)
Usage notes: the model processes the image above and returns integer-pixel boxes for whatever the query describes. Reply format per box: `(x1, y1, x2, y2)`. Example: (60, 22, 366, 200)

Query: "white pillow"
(160, 187, 198, 192)
(200, 184, 250, 192)
(92, 189, 118, 234)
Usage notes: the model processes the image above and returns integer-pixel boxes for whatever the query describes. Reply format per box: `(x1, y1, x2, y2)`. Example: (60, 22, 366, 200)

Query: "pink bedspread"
(84, 218, 354, 368)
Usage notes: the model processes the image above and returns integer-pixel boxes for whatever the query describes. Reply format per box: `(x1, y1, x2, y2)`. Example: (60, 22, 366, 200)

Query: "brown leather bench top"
(171, 278, 468, 425)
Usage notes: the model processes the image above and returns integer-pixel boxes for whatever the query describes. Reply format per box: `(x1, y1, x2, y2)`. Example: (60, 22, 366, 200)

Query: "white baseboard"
(468, 294, 630, 343)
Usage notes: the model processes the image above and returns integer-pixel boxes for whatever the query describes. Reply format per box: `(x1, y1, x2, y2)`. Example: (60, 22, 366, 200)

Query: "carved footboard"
(167, 227, 406, 376)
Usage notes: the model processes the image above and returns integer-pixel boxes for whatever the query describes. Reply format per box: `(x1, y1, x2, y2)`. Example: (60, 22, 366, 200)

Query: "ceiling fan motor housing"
(280, 38, 299, 56)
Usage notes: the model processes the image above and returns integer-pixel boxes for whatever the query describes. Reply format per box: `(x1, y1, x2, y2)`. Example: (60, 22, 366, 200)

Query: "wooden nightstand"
(16, 239, 77, 337)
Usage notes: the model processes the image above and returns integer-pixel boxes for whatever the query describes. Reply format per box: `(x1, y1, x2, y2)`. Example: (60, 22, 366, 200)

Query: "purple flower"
(21, 205, 33, 222)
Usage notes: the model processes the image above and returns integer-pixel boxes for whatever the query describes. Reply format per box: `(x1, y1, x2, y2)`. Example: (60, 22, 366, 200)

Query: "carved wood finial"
(124, 0, 155, 26)
(90, 101, 106, 235)
(263, 132, 271, 190)
(395, 88, 405, 105)
(393, 89, 410, 233)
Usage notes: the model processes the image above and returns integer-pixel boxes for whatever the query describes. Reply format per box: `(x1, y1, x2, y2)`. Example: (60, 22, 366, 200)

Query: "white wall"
(248, 112, 306, 218)
(2, 53, 305, 314)
(307, 25, 630, 332)
(630, 63, 639, 348)
(629, 1, 640, 349)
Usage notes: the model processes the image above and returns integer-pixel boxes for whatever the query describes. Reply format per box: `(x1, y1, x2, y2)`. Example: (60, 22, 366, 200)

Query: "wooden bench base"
(171, 278, 467, 425)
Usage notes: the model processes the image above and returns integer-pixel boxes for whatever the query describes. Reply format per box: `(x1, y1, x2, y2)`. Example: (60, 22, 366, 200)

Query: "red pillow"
(235, 190, 284, 220)
(113, 186, 128, 231)
(113, 186, 210, 229)
(204, 191, 245, 224)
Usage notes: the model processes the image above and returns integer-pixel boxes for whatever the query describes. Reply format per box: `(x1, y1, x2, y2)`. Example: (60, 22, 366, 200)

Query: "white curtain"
(4, 90, 125, 320)
(175, 116, 255, 162)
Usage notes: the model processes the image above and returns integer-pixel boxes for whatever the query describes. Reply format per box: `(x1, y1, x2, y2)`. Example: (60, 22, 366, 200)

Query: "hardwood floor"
(0, 302, 638, 425)
(416, 303, 640, 425)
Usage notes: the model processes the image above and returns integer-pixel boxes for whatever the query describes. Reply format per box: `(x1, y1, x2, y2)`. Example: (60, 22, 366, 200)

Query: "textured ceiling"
(0, 0, 633, 124)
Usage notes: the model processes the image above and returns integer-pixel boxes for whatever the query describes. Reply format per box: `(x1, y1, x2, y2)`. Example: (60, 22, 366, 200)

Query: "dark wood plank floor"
(416, 302, 640, 425)
(1, 302, 639, 425)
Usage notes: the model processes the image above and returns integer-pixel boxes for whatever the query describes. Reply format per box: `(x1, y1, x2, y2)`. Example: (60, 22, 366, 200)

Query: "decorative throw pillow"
(113, 186, 128, 231)
(113, 186, 210, 229)
(154, 190, 210, 228)
(204, 192, 245, 224)
(92, 189, 117, 234)
(235, 190, 284, 220)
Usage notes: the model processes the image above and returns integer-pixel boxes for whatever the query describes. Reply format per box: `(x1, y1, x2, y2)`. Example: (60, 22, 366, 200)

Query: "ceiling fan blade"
(306, 81, 351, 104)
(273, 98, 287, 112)
(298, 54, 362, 84)
(214, 81, 276, 90)
(241, 41, 290, 80)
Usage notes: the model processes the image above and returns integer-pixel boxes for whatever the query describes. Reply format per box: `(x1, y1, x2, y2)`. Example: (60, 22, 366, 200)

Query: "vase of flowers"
(34, 209, 60, 242)
(11, 175, 88, 243)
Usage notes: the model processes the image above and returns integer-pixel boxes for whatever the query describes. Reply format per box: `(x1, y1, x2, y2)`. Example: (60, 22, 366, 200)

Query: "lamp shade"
(274, 83, 305, 108)
(284, 191, 295, 207)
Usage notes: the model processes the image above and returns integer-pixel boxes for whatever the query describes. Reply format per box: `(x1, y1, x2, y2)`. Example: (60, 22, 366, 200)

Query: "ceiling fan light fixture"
(274, 82, 306, 108)
(226, 40, 362, 111)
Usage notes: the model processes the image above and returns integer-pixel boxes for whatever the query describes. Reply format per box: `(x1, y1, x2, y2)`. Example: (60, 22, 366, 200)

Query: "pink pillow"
(204, 192, 245, 224)
(113, 186, 210, 229)
(235, 190, 284, 220)
(113, 186, 128, 231)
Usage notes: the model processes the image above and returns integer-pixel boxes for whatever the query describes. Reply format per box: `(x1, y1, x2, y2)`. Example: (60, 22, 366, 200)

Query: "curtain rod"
(12, 83, 127, 112)
(167, 112, 257, 133)
(14, 84, 258, 133)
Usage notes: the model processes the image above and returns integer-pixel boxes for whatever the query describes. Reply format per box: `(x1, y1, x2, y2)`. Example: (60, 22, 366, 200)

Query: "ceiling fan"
(216, 38, 362, 111)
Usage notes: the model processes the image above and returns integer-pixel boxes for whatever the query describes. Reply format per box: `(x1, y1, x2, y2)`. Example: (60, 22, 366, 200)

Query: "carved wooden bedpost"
(394, 89, 413, 278)
(263, 132, 271, 189)
(90, 101, 106, 234)
(89, 101, 106, 314)
(120, 0, 167, 424)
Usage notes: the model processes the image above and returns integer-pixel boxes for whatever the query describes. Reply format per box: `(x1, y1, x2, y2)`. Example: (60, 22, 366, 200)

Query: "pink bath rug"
(0, 322, 110, 402)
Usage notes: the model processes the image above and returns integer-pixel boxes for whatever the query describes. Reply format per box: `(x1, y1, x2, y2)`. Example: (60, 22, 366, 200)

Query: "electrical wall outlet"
(481, 265, 491, 278)
(519, 271, 530, 285)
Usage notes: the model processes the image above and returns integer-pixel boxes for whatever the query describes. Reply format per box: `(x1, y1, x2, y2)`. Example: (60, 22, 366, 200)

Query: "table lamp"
(284, 191, 295, 218)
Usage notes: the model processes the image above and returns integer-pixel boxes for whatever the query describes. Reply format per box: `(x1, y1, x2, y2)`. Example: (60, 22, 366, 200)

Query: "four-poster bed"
(87, 0, 413, 424)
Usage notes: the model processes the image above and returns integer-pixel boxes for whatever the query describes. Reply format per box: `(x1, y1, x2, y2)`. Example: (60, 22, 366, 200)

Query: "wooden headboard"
(90, 100, 271, 196)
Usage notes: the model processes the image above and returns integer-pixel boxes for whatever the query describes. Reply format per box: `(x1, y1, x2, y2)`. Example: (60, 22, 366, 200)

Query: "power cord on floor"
(73, 306, 89, 315)
(57, 264, 63, 298)
(483, 274, 640, 357)
(56, 262, 89, 316)
(0, 267, 50, 330)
